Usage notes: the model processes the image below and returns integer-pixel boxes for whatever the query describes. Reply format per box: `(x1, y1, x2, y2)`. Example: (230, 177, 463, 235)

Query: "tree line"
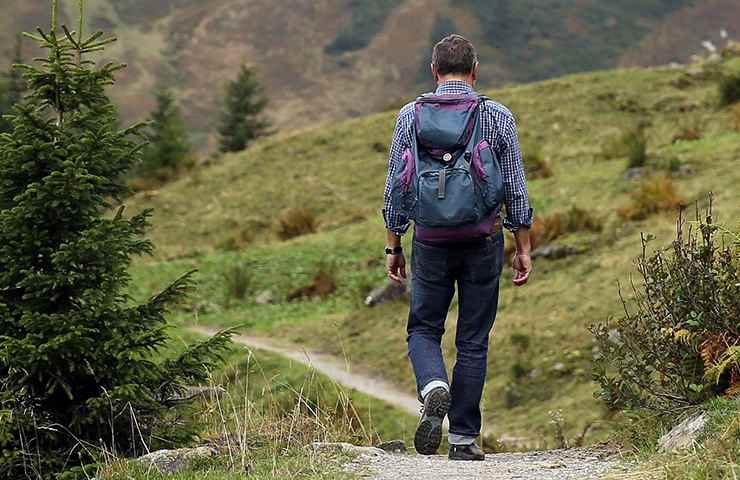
(0, 39, 270, 184)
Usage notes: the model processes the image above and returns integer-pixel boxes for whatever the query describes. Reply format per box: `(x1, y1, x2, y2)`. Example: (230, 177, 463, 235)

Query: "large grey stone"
(377, 439, 407, 454)
(658, 412, 707, 452)
(255, 290, 276, 305)
(309, 442, 386, 457)
(365, 280, 410, 307)
(137, 446, 218, 474)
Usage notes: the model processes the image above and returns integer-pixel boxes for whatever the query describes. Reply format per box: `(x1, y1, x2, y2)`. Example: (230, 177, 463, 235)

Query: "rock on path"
(349, 448, 622, 480)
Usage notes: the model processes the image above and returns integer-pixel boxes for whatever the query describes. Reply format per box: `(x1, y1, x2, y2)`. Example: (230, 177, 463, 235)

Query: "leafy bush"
(719, 72, 740, 106)
(0, 4, 231, 477)
(617, 176, 684, 221)
(592, 202, 740, 414)
(275, 207, 319, 240)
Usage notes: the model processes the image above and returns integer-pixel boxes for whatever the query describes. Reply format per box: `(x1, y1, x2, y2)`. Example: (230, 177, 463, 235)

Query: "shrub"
(223, 263, 252, 304)
(671, 127, 702, 143)
(523, 147, 553, 179)
(592, 202, 740, 414)
(625, 130, 647, 169)
(276, 207, 319, 240)
(541, 206, 603, 243)
(719, 72, 740, 106)
(732, 103, 740, 132)
(617, 176, 684, 221)
(602, 129, 647, 167)
(504, 206, 602, 259)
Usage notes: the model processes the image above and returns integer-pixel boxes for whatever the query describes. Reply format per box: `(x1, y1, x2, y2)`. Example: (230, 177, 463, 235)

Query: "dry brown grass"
(275, 207, 319, 240)
(671, 127, 702, 143)
(732, 103, 740, 132)
(617, 176, 685, 221)
(504, 206, 603, 258)
(523, 148, 553, 179)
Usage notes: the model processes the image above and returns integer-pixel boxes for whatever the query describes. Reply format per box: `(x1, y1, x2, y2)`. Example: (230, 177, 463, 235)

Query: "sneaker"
(448, 442, 485, 461)
(413, 387, 450, 455)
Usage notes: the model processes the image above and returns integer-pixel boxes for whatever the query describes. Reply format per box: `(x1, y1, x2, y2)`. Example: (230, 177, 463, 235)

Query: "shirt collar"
(435, 80, 475, 95)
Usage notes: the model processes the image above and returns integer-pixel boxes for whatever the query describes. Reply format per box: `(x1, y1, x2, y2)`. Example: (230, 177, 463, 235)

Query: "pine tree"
(0, 2, 230, 476)
(218, 64, 270, 153)
(140, 88, 190, 174)
(0, 36, 25, 133)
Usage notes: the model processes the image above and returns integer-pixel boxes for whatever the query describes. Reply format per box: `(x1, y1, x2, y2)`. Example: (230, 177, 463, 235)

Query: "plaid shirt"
(382, 80, 533, 234)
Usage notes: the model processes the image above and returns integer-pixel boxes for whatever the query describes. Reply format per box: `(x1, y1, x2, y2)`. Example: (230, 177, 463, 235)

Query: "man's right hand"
(386, 253, 407, 284)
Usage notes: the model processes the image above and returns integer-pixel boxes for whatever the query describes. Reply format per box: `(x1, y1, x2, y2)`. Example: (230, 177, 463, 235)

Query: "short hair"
(431, 34, 478, 76)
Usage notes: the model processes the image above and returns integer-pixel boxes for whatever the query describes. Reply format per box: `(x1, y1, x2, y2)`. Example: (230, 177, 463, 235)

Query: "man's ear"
(471, 62, 479, 83)
(431, 63, 438, 83)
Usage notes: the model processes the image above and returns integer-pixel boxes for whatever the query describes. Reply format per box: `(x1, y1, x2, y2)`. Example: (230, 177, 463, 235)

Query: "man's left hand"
(512, 252, 532, 286)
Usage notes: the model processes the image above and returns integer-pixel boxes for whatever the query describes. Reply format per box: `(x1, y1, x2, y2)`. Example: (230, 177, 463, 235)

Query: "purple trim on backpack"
(415, 212, 499, 243)
(471, 140, 489, 179)
(399, 148, 415, 190)
(416, 94, 480, 105)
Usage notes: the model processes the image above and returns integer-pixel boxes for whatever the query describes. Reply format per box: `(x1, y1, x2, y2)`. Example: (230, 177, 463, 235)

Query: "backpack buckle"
(442, 152, 453, 164)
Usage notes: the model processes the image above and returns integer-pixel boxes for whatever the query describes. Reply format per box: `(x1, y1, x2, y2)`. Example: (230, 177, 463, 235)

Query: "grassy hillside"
(123, 50, 740, 449)
(3, 0, 739, 147)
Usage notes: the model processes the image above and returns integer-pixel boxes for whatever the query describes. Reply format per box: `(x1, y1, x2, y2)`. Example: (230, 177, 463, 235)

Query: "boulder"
(377, 440, 407, 454)
(365, 279, 410, 307)
(308, 442, 386, 457)
(255, 290, 275, 305)
(624, 167, 648, 181)
(658, 412, 706, 452)
(137, 446, 218, 474)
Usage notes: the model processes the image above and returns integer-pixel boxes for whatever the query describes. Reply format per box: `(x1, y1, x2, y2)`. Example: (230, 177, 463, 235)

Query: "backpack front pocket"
(473, 141, 504, 209)
(417, 168, 481, 227)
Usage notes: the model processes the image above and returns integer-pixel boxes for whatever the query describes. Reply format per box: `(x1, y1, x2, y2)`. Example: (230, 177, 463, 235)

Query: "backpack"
(390, 93, 504, 240)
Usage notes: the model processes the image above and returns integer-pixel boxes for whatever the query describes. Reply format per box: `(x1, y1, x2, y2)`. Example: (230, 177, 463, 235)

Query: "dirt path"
(349, 447, 623, 480)
(188, 325, 421, 417)
(191, 326, 624, 479)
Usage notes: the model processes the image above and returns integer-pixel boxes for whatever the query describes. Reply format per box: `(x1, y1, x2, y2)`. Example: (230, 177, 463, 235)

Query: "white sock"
(449, 434, 476, 445)
(420, 380, 449, 400)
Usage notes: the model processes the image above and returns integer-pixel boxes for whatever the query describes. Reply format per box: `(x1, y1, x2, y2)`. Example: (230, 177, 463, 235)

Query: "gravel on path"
(349, 447, 623, 480)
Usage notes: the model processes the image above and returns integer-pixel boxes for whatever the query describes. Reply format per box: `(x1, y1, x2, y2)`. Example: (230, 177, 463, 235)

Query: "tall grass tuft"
(223, 263, 252, 304)
(276, 207, 319, 240)
(719, 72, 740, 106)
(617, 176, 684, 221)
(523, 147, 553, 179)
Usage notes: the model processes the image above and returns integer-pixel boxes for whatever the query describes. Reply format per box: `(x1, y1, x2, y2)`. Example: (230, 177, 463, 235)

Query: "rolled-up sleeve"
(382, 109, 412, 235)
(498, 114, 533, 232)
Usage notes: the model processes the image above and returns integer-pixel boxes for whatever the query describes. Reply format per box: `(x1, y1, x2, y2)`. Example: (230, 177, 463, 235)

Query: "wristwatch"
(385, 246, 403, 255)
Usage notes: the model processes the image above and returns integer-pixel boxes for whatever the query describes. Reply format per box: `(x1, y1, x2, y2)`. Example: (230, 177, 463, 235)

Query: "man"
(382, 34, 533, 461)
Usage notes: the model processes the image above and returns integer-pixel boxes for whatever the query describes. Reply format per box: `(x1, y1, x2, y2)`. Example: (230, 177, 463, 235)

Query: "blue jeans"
(407, 232, 504, 440)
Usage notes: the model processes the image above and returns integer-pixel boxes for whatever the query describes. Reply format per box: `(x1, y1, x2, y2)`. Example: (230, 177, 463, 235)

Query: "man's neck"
(436, 75, 473, 87)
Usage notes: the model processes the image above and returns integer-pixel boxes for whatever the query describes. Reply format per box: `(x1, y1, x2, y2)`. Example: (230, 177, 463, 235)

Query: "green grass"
(96, 326, 413, 478)
(126, 58, 740, 447)
(605, 398, 740, 479)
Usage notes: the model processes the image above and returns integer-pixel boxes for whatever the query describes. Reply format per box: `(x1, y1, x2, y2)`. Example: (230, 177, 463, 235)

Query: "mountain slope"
(4, 0, 739, 148)
(125, 56, 740, 443)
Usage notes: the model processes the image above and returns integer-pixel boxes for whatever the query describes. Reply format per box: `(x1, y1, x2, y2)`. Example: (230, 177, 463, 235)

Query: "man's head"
(430, 34, 479, 85)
